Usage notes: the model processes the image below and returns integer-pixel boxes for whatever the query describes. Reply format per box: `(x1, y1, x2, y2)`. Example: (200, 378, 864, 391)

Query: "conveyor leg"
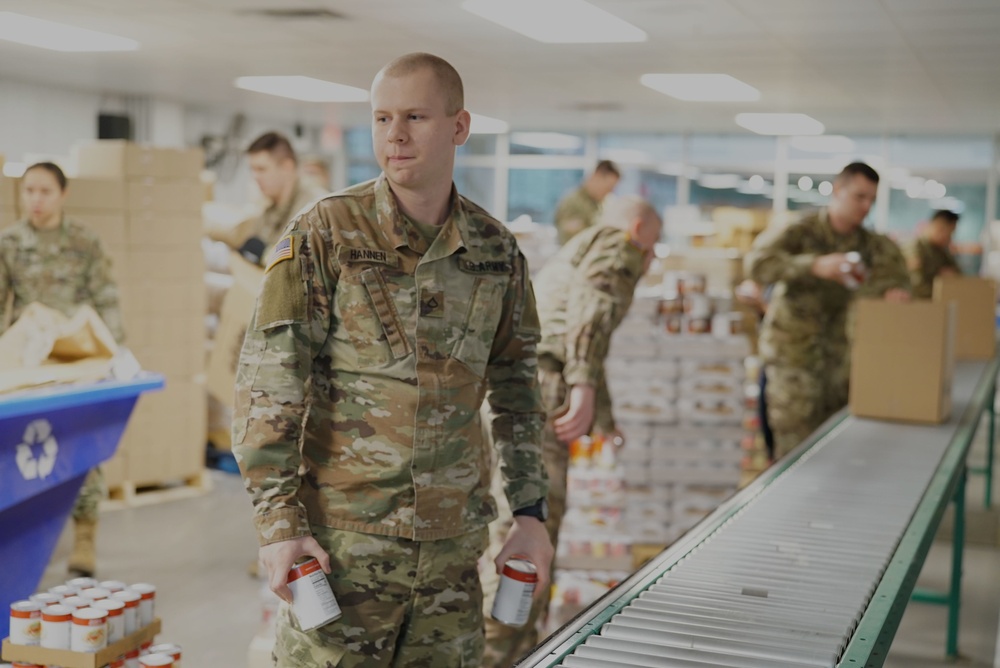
(986, 381, 995, 508)
(946, 466, 966, 659)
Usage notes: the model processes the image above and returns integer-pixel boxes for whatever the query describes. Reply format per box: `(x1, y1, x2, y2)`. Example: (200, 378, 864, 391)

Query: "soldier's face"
(248, 151, 296, 201)
(21, 168, 65, 223)
(830, 175, 877, 230)
(371, 68, 471, 195)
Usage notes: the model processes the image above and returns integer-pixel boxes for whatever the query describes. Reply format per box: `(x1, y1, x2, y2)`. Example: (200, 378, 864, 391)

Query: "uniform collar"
(374, 174, 469, 259)
(19, 216, 69, 249)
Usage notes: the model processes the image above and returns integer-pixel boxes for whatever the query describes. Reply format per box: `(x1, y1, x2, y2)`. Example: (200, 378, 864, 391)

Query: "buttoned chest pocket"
(336, 267, 411, 368)
(452, 277, 506, 378)
(14, 248, 87, 302)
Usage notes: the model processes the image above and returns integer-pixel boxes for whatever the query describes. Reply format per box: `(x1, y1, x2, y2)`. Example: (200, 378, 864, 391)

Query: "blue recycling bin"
(0, 374, 163, 638)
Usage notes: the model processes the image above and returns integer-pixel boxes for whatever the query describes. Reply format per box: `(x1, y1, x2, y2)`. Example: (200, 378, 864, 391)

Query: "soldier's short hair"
(24, 162, 68, 191)
(595, 160, 621, 178)
(247, 131, 297, 164)
(379, 52, 464, 116)
(931, 209, 960, 226)
(836, 162, 879, 185)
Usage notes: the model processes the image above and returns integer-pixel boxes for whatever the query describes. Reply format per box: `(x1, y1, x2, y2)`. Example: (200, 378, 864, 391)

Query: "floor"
(38, 449, 1000, 668)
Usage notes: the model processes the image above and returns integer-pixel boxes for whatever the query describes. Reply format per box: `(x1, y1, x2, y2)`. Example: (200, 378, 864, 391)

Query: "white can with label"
(28, 593, 60, 608)
(129, 583, 156, 627)
(71, 607, 108, 652)
(148, 643, 182, 667)
(66, 576, 98, 590)
(9, 601, 42, 645)
(80, 587, 112, 603)
(490, 559, 537, 627)
(112, 589, 141, 635)
(100, 580, 127, 594)
(124, 647, 141, 668)
(139, 653, 174, 667)
(48, 585, 78, 600)
(61, 595, 89, 610)
(94, 599, 126, 643)
(40, 604, 72, 649)
(288, 558, 341, 631)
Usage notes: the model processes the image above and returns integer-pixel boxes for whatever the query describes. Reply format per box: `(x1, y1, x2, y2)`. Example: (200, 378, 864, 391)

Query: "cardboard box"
(127, 181, 204, 214)
(2, 619, 160, 667)
(128, 212, 202, 248)
(0, 175, 17, 210)
(850, 299, 955, 424)
(63, 178, 127, 210)
(123, 249, 204, 282)
(0, 208, 17, 229)
(933, 276, 997, 360)
(74, 140, 203, 179)
(65, 211, 128, 247)
(207, 254, 263, 404)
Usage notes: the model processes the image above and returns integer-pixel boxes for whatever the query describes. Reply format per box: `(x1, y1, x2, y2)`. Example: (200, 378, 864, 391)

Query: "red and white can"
(48, 585, 79, 599)
(491, 558, 537, 627)
(41, 604, 73, 649)
(100, 580, 128, 594)
(109, 657, 126, 668)
(124, 647, 141, 668)
(11, 662, 43, 668)
(94, 598, 126, 643)
(9, 600, 42, 645)
(112, 589, 141, 635)
(66, 576, 98, 590)
(28, 593, 60, 607)
(288, 557, 341, 631)
(71, 607, 108, 652)
(139, 653, 174, 667)
(148, 643, 182, 667)
(61, 595, 89, 610)
(80, 586, 112, 603)
(129, 583, 156, 627)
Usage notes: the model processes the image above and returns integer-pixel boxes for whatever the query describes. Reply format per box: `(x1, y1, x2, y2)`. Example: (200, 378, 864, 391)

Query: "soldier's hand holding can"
(812, 252, 866, 288)
(493, 517, 554, 603)
(258, 535, 332, 604)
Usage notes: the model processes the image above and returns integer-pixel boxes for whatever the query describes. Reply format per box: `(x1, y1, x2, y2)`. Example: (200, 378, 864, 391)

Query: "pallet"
(101, 469, 213, 510)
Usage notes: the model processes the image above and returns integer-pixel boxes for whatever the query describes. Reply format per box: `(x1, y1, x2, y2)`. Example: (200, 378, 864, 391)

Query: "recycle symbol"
(15, 419, 59, 481)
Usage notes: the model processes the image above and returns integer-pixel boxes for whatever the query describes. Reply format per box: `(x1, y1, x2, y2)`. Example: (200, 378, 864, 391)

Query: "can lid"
(287, 557, 322, 583)
(139, 652, 174, 667)
(100, 580, 127, 592)
(72, 607, 108, 623)
(149, 643, 182, 656)
(61, 596, 88, 609)
(129, 583, 157, 594)
(94, 599, 126, 614)
(42, 604, 72, 621)
(502, 558, 539, 583)
(29, 593, 60, 604)
(112, 590, 141, 604)
(66, 577, 98, 589)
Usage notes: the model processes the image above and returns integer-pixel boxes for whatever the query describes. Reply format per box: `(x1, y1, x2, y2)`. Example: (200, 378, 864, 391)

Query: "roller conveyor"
(518, 357, 999, 668)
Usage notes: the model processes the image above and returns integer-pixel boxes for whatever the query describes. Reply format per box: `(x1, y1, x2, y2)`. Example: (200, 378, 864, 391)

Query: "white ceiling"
(1, 0, 1000, 135)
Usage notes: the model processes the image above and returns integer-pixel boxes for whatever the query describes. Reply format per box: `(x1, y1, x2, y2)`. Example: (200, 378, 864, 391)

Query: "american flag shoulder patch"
(265, 235, 294, 272)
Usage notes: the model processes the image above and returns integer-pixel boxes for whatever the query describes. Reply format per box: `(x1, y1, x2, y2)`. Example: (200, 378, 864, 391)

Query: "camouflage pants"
(765, 363, 848, 459)
(273, 526, 489, 668)
(481, 367, 568, 668)
(71, 468, 103, 523)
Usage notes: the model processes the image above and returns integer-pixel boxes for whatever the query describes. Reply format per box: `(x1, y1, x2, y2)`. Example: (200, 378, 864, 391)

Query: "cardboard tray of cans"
(2, 618, 161, 668)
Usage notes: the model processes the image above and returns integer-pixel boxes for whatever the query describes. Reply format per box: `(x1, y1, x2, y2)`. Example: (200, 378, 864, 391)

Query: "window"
(508, 168, 584, 223)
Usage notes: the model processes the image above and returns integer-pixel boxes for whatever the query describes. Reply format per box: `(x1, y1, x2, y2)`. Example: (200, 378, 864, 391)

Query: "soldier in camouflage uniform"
(232, 53, 552, 668)
(0, 162, 124, 577)
(209, 131, 328, 262)
(553, 160, 620, 245)
(481, 196, 661, 667)
(746, 162, 911, 459)
(905, 209, 962, 299)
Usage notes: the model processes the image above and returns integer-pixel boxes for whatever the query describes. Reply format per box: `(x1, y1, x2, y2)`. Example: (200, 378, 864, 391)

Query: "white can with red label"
(129, 583, 156, 627)
(70, 607, 108, 652)
(139, 653, 174, 667)
(112, 589, 141, 635)
(288, 558, 341, 631)
(491, 558, 537, 627)
(40, 604, 72, 649)
(9, 600, 42, 645)
(148, 643, 182, 667)
(94, 598, 126, 643)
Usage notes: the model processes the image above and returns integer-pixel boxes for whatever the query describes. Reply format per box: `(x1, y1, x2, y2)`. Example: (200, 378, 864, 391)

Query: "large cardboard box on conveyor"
(933, 276, 997, 361)
(850, 299, 956, 424)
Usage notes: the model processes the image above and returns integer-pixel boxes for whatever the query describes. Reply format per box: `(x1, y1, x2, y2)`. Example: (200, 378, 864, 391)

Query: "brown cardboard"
(124, 249, 204, 282)
(850, 299, 955, 424)
(933, 276, 997, 360)
(74, 140, 203, 179)
(0, 208, 17, 229)
(0, 175, 17, 210)
(127, 211, 203, 247)
(207, 254, 263, 404)
(127, 181, 204, 214)
(63, 178, 126, 210)
(65, 211, 127, 247)
(3, 618, 160, 667)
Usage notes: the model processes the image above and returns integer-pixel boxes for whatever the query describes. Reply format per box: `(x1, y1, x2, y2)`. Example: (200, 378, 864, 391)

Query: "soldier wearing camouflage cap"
(905, 209, 962, 299)
(233, 52, 552, 667)
(1, 161, 125, 577)
(481, 196, 661, 667)
(746, 162, 911, 459)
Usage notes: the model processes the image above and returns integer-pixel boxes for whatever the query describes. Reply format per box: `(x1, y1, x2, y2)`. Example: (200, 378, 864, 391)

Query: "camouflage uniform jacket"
(554, 187, 600, 245)
(905, 237, 961, 299)
(220, 178, 328, 255)
(745, 209, 909, 368)
(536, 225, 646, 432)
(233, 175, 548, 545)
(0, 218, 124, 342)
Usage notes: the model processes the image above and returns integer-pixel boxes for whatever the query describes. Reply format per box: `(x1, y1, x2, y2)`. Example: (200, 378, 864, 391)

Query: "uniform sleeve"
(0, 247, 10, 336)
(86, 239, 125, 344)
(562, 240, 644, 388)
(745, 223, 817, 286)
(232, 215, 334, 546)
(593, 369, 615, 434)
(485, 250, 549, 512)
(903, 240, 926, 291)
(554, 194, 590, 244)
(858, 234, 911, 298)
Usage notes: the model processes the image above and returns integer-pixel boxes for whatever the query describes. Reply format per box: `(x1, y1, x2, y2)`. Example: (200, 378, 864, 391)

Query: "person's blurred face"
(21, 168, 65, 226)
(829, 174, 877, 232)
(248, 151, 296, 201)
(593, 172, 620, 201)
(371, 67, 470, 196)
(929, 218, 957, 247)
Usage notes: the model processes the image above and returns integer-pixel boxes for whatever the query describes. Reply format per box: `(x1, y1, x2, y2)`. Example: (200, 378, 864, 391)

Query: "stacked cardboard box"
(71, 141, 207, 490)
(0, 172, 18, 228)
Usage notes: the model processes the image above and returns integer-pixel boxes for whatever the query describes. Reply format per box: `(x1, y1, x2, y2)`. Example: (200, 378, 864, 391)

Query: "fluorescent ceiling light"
(818, 181, 833, 196)
(235, 76, 368, 103)
(510, 132, 583, 151)
(640, 74, 760, 102)
(698, 173, 743, 190)
(469, 113, 509, 134)
(797, 176, 814, 191)
(0, 12, 138, 52)
(789, 135, 856, 153)
(2, 162, 26, 178)
(735, 113, 824, 136)
(461, 0, 646, 44)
